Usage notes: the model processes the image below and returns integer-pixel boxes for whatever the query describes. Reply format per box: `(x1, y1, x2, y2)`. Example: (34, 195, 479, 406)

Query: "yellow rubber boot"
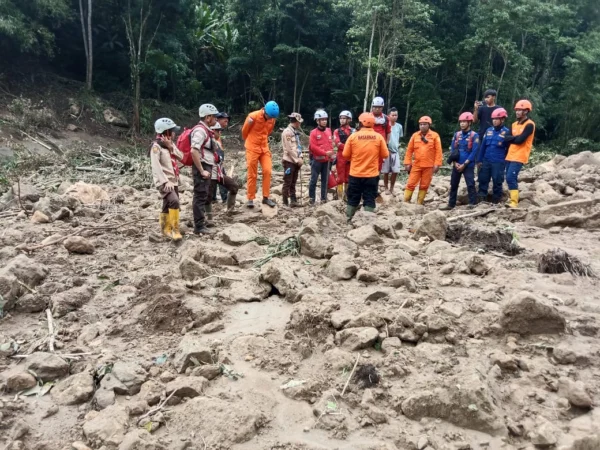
(159, 213, 169, 236)
(417, 189, 428, 205)
(508, 190, 519, 208)
(337, 184, 344, 200)
(169, 209, 183, 241)
(403, 189, 414, 203)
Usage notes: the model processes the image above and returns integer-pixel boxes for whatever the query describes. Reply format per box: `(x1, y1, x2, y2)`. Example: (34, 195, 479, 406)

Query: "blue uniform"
(476, 125, 510, 202)
(447, 130, 479, 207)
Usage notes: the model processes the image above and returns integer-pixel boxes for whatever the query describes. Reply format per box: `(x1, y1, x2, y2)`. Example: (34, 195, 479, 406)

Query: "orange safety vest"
(506, 119, 535, 164)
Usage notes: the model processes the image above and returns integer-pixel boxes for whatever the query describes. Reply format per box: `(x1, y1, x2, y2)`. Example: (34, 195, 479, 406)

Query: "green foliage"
(0, 0, 599, 146)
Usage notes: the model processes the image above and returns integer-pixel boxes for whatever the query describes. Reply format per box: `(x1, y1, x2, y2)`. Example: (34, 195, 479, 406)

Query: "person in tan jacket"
(281, 112, 304, 207)
(150, 118, 183, 241)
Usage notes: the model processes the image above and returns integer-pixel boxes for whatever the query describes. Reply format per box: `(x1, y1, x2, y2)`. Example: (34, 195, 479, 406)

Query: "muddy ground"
(1, 98, 600, 450)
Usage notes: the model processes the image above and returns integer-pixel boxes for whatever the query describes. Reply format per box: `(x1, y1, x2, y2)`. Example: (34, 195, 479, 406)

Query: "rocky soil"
(1, 147, 600, 450)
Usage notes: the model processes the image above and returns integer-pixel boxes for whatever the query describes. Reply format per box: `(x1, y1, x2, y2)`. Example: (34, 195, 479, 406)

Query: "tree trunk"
(78, 0, 90, 89)
(497, 53, 508, 100)
(293, 32, 299, 111)
(297, 69, 310, 113)
(363, 12, 376, 112)
(133, 72, 141, 134)
(86, 0, 93, 90)
(404, 78, 415, 133)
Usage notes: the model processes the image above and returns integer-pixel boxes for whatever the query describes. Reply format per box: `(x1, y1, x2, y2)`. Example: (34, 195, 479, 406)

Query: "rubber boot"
(168, 209, 183, 241)
(404, 189, 414, 203)
(226, 193, 237, 215)
(337, 185, 344, 199)
(417, 189, 427, 205)
(346, 205, 357, 222)
(290, 196, 299, 207)
(205, 203, 214, 227)
(364, 206, 375, 213)
(282, 195, 289, 206)
(343, 183, 348, 202)
(159, 213, 170, 237)
(508, 190, 519, 208)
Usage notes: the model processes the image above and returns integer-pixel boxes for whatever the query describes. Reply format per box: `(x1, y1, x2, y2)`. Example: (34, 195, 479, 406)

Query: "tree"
(123, 0, 161, 134)
(78, 0, 93, 90)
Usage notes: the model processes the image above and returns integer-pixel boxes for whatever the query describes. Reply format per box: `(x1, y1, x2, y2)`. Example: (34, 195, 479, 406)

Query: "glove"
(285, 167, 292, 175)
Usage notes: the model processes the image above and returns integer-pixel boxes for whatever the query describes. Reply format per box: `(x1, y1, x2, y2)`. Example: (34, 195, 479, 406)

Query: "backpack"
(176, 123, 214, 166)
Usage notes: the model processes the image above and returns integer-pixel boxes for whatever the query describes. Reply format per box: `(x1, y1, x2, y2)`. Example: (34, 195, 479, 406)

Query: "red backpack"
(176, 123, 213, 166)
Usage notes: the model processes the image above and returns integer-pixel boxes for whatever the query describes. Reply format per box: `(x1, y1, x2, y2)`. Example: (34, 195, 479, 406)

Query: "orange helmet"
(359, 112, 375, 128)
(418, 116, 432, 124)
(514, 100, 532, 111)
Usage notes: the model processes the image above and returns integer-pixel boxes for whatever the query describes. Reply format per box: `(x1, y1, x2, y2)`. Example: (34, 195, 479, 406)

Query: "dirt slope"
(1, 131, 600, 450)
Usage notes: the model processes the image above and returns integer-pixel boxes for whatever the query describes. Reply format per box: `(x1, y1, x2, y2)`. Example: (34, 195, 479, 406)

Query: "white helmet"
(314, 110, 328, 120)
(154, 118, 180, 134)
(372, 97, 385, 107)
(339, 110, 352, 120)
(199, 103, 219, 118)
(210, 122, 222, 130)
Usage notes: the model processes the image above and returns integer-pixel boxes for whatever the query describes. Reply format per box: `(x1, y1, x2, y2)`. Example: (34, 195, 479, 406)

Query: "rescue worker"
(281, 112, 304, 207)
(242, 101, 279, 208)
(333, 110, 355, 201)
(342, 112, 389, 220)
(210, 122, 239, 214)
(475, 108, 510, 204)
(403, 116, 442, 205)
(191, 104, 220, 234)
(473, 89, 502, 141)
(308, 110, 335, 205)
(150, 118, 183, 241)
(440, 112, 479, 210)
(215, 111, 230, 203)
(371, 97, 392, 143)
(504, 100, 535, 208)
(382, 107, 403, 195)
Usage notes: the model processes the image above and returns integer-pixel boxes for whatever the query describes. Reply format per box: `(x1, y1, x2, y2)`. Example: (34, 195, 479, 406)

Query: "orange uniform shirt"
(342, 127, 389, 178)
(506, 119, 535, 164)
(242, 109, 275, 154)
(404, 130, 443, 167)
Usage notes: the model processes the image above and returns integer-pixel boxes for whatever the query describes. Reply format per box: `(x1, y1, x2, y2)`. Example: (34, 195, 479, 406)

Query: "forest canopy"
(1, 0, 599, 144)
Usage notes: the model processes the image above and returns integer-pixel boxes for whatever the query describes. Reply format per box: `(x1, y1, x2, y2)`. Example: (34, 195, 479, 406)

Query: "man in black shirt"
(473, 89, 502, 139)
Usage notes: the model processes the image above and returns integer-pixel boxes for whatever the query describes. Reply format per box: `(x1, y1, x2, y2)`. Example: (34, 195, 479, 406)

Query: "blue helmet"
(264, 101, 280, 119)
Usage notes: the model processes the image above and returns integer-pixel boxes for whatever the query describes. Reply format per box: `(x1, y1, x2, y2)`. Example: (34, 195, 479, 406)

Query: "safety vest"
(507, 119, 535, 164)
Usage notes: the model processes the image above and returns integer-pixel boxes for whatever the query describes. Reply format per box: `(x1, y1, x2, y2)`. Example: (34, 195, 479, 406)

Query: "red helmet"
(514, 100, 532, 111)
(459, 112, 474, 122)
(358, 112, 375, 128)
(418, 116, 432, 124)
(491, 108, 508, 119)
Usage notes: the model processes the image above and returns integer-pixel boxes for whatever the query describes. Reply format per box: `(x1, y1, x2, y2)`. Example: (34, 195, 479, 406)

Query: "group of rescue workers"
(150, 88, 535, 240)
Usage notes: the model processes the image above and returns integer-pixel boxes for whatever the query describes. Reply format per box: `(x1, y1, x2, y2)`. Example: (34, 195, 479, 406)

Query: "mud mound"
(140, 294, 195, 332)
(538, 248, 595, 277)
(446, 223, 522, 255)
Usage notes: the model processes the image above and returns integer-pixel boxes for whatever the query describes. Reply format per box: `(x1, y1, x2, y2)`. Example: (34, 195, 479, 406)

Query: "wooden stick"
(341, 354, 360, 397)
(21, 131, 52, 150)
(16, 218, 155, 252)
(16, 179, 31, 217)
(75, 166, 113, 172)
(186, 274, 243, 289)
(46, 309, 55, 352)
(17, 280, 37, 294)
(447, 209, 494, 223)
(138, 390, 177, 421)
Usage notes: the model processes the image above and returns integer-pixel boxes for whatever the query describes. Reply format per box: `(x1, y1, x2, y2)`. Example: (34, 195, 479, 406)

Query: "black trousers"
(159, 186, 179, 213)
(209, 175, 239, 198)
(347, 175, 379, 208)
(282, 161, 300, 198)
(193, 163, 212, 229)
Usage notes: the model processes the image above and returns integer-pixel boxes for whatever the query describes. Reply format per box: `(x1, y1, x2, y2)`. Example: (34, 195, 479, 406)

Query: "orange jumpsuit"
(404, 130, 442, 192)
(242, 109, 276, 200)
